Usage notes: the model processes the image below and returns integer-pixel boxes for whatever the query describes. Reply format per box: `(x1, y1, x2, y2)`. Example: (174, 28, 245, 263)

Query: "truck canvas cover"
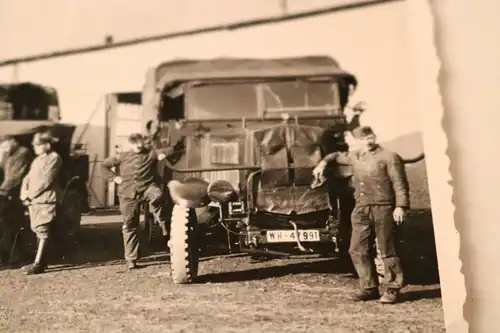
(141, 56, 357, 126)
(0, 82, 60, 121)
(144, 56, 357, 216)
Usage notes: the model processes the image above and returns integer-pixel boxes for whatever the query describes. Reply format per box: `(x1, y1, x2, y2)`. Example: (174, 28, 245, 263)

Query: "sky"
(0, 0, 365, 60)
(0, 0, 423, 205)
(0, 0, 420, 144)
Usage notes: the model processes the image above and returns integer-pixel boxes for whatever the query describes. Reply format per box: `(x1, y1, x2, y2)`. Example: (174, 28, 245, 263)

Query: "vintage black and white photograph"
(0, 1, 453, 332)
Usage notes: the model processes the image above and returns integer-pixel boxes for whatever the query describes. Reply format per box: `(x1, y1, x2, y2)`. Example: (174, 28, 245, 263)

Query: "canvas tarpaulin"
(151, 56, 356, 91)
(252, 124, 331, 215)
(0, 83, 59, 121)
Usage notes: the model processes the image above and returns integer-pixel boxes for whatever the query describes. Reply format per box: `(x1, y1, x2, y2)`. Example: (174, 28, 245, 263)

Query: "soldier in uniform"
(313, 126, 410, 304)
(101, 133, 181, 270)
(319, 103, 365, 255)
(0, 136, 32, 267)
(19, 132, 63, 275)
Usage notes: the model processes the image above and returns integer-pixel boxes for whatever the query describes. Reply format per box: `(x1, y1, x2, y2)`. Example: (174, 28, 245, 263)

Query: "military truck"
(140, 56, 424, 284)
(0, 82, 89, 249)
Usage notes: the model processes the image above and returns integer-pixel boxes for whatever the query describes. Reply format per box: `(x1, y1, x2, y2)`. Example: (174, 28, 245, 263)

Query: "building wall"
(0, 0, 419, 207)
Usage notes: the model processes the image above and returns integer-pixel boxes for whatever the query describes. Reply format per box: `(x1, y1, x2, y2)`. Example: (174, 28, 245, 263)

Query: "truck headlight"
(207, 180, 237, 204)
(228, 201, 245, 215)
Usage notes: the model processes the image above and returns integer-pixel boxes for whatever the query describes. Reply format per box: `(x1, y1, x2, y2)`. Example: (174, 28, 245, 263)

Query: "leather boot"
(126, 260, 138, 270)
(22, 237, 49, 275)
(379, 288, 401, 304)
(351, 288, 381, 301)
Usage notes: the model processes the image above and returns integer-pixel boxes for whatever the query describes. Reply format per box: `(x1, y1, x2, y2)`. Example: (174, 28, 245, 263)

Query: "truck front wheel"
(169, 205, 200, 284)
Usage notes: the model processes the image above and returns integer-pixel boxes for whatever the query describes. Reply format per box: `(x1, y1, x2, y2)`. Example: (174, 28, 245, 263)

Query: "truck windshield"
(0, 84, 60, 121)
(185, 79, 340, 120)
(262, 81, 340, 114)
(186, 82, 258, 120)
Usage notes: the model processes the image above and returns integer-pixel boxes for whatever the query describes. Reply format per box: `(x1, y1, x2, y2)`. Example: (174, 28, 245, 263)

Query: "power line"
(0, 0, 402, 67)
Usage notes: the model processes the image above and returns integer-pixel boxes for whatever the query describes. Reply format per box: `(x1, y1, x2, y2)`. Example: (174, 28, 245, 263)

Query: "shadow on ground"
(198, 208, 440, 286)
(398, 209, 440, 285)
(42, 208, 439, 286)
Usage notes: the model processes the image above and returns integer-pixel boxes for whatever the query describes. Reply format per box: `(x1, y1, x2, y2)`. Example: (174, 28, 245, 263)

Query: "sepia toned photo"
(0, 1, 461, 332)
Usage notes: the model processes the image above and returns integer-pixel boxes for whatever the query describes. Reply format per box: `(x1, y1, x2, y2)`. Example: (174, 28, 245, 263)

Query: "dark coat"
(327, 145, 410, 208)
(101, 147, 174, 199)
(0, 145, 32, 198)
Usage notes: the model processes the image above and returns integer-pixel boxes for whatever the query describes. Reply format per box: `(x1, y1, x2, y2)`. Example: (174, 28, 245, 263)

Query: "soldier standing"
(313, 126, 410, 304)
(101, 133, 178, 270)
(19, 132, 63, 275)
(0, 136, 32, 267)
(319, 103, 365, 255)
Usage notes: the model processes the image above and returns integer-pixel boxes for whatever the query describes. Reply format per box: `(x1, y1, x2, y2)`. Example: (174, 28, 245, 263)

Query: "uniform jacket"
(20, 151, 63, 205)
(327, 145, 410, 208)
(101, 146, 174, 199)
(0, 145, 32, 197)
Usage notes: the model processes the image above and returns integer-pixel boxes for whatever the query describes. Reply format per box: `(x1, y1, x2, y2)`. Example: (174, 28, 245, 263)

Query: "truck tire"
(62, 189, 83, 237)
(169, 204, 199, 284)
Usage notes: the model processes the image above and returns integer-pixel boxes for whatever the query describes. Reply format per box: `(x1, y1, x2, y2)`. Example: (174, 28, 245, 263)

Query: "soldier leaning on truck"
(313, 126, 410, 304)
(101, 133, 182, 270)
(0, 136, 32, 267)
(20, 132, 63, 275)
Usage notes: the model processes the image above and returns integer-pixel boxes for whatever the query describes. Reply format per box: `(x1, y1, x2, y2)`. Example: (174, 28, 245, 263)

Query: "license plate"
(266, 230, 320, 243)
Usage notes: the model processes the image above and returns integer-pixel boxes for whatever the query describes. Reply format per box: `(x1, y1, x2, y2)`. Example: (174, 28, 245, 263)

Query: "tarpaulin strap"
(288, 220, 313, 253)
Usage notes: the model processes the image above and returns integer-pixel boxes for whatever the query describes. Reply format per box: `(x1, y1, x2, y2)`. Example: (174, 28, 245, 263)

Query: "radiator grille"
(209, 141, 239, 165)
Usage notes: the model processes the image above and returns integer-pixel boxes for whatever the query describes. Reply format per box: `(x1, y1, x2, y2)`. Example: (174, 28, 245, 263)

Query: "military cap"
(359, 126, 376, 137)
(128, 133, 144, 144)
(32, 131, 59, 145)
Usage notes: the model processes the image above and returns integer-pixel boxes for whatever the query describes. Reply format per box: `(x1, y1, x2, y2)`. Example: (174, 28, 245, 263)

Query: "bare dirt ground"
(0, 210, 445, 333)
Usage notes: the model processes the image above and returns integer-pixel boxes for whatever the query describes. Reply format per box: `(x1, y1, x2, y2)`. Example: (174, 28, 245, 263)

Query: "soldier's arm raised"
(155, 137, 186, 162)
(101, 154, 122, 182)
(157, 137, 185, 158)
(386, 153, 410, 209)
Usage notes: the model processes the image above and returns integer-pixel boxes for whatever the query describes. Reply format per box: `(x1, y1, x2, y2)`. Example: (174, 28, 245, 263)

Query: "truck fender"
(167, 178, 211, 209)
(63, 176, 89, 212)
(64, 176, 83, 197)
(402, 153, 425, 164)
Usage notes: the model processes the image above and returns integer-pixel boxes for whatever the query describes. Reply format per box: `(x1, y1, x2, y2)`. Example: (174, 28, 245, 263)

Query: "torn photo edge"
(407, 1, 467, 332)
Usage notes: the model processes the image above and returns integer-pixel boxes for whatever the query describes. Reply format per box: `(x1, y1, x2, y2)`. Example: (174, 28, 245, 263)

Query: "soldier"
(0, 136, 32, 267)
(19, 132, 63, 275)
(312, 126, 410, 304)
(319, 103, 365, 255)
(101, 133, 180, 270)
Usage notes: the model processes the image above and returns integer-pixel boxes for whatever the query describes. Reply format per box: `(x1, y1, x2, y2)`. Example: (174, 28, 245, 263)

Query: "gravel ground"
(0, 209, 445, 333)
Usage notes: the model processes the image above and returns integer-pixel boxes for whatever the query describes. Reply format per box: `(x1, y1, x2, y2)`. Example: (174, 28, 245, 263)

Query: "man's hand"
(311, 160, 328, 188)
(113, 176, 123, 185)
(393, 207, 407, 225)
(173, 137, 186, 151)
(157, 153, 166, 161)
